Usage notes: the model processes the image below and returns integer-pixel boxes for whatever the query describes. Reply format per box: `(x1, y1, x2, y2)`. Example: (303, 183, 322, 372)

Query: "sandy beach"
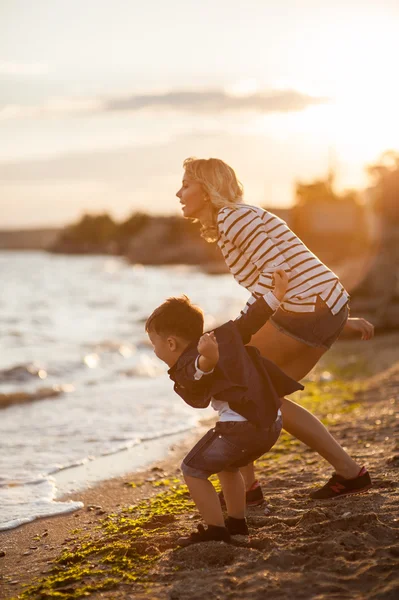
(1, 333, 399, 600)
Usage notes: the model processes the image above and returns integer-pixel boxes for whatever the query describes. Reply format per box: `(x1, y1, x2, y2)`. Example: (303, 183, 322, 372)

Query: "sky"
(1, 0, 399, 228)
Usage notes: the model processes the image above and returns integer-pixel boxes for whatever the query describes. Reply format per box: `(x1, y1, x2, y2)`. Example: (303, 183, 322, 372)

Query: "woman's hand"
(197, 332, 219, 372)
(272, 269, 289, 301)
(345, 317, 375, 340)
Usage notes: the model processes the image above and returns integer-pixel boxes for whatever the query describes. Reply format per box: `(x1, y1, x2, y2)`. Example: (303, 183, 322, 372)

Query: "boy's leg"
(183, 474, 225, 527)
(218, 470, 246, 519)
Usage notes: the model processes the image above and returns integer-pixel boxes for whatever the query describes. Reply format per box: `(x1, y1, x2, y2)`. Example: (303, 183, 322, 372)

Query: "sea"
(0, 251, 248, 531)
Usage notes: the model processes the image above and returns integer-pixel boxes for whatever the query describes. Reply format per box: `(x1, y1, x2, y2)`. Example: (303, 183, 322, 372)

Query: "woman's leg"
(218, 470, 246, 519)
(244, 321, 361, 479)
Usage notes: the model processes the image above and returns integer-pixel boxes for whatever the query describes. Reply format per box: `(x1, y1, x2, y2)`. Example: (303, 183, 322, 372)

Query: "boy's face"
(148, 329, 180, 367)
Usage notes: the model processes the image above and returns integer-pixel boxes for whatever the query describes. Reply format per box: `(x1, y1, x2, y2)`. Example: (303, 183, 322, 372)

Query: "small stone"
(23, 551, 32, 556)
(64, 538, 72, 543)
(87, 504, 102, 511)
(10, 580, 19, 585)
(0, 551, 5, 558)
(42, 531, 49, 537)
(342, 512, 351, 518)
(29, 546, 38, 550)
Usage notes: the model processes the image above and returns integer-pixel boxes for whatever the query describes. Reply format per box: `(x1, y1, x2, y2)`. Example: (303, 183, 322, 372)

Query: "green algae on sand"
(14, 482, 195, 600)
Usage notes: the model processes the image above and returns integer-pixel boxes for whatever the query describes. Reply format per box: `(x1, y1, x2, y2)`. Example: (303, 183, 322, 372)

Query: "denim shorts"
(181, 417, 282, 480)
(270, 296, 349, 350)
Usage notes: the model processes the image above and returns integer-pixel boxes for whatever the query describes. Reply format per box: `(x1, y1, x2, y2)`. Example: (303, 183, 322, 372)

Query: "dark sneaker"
(177, 524, 231, 547)
(225, 516, 249, 536)
(219, 480, 265, 508)
(310, 467, 372, 500)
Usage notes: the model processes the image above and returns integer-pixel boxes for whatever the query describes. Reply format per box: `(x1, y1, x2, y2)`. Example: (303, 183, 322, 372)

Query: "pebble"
(10, 581, 19, 585)
(29, 546, 38, 550)
(23, 551, 32, 556)
(342, 512, 352, 518)
(0, 551, 5, 558)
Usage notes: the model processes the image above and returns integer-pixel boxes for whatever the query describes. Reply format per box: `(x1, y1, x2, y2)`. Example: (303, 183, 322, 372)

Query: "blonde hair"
(183, 157, 244, 242)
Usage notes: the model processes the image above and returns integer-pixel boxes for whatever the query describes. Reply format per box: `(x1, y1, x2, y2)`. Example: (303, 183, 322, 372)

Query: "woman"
(176, 157, 374, 501)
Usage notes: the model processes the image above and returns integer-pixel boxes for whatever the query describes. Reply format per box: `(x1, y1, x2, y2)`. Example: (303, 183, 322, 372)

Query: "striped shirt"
(217, 204, 349, 315)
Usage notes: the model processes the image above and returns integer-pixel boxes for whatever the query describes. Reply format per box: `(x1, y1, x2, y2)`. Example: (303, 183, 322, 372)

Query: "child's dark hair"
(145, 295, 204, 342)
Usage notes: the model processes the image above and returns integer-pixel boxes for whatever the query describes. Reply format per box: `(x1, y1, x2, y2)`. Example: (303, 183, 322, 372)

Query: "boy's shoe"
(177, 524, 231, 547)
(225, 516, 249, 536)
(219, 480, 265, 508)
(310, 467, 372, 500)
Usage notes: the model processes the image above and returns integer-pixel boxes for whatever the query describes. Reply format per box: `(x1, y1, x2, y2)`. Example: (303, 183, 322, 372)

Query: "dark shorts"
(270, 296, 349, 350)
(181, 417, 282, 480)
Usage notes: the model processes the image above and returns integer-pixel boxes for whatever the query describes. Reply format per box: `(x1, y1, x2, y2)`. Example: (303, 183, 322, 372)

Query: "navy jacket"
(168, 297, 304, 429)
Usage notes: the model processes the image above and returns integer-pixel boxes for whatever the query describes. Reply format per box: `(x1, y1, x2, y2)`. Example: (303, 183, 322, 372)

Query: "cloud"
(0, 88, 328, 121)
(0, 61, 49, 76)
(105, 89, 327, 113)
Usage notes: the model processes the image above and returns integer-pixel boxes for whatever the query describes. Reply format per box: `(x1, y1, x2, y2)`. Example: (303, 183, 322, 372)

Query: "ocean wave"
(0, 362, 48, 382)
(0, 477, 83, 531)
(0, 384, 75, 409)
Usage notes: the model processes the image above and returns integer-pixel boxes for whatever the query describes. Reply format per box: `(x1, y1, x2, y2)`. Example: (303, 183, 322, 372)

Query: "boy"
(145, 270, 303, 547)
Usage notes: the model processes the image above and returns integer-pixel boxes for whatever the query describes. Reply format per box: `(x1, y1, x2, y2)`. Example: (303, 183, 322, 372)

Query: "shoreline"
(0, 418, 216, 596)
(54, 428, 197, 499)
(0, 427, 201, 533)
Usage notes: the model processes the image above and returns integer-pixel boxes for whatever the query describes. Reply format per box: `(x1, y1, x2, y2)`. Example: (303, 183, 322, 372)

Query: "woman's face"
(176, 174, 207, 219)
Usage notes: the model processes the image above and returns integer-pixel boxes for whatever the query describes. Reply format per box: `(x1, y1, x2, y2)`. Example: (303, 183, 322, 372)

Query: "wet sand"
(1, 334, 399, 600)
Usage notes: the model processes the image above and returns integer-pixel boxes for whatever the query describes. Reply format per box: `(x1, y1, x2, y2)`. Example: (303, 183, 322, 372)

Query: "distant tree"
(295, 178, 336, 205)
(63, 213, 117, 245)
(118, 212, 150, 238)
(295, 170, 358, 207)
(366, 150, 399, 223)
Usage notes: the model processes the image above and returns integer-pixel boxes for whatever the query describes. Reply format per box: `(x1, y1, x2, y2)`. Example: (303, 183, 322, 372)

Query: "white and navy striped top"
(217, 204, 349, 315)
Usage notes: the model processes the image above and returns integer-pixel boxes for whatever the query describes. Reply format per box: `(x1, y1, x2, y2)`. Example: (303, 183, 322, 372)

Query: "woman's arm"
(343, 317, 375, 340)
(218, 207, 290, 313)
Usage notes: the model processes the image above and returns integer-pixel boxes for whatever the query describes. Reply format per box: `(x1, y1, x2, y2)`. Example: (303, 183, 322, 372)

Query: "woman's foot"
(177, 524, 231, 547)
(310, 467, 372, 499)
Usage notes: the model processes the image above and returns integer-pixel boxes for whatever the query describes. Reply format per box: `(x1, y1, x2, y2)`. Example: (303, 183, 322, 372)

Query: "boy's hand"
(197, 332, 219, 361)
(272, 269, 289, 301)
(197, 332, 219, 372)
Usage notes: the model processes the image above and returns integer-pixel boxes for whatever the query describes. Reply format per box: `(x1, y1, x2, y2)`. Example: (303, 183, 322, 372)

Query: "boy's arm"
(196, 332, 219, 372)
(171, 346, 216, 409)
(234, 269, 288, 344)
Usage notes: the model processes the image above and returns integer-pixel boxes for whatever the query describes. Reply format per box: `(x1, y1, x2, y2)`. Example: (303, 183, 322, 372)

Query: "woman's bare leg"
(239, 321, 361, 483)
